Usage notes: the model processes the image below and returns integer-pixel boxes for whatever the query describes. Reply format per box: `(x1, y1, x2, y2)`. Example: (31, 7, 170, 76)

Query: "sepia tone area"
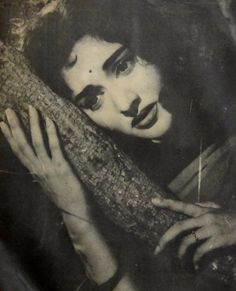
(0, 1, 236, 290)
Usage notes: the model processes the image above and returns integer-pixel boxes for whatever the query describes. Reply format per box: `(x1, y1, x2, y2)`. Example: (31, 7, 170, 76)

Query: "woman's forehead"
(70, 36, 122, 69)
(62, 36, 124, 96)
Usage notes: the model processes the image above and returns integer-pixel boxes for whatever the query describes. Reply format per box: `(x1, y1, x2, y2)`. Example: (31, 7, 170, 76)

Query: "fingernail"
(154, 245, 161, 255)
(151, 197, 163, 204)
(5, 108, 14, 120)
(5, 108, 13, 115)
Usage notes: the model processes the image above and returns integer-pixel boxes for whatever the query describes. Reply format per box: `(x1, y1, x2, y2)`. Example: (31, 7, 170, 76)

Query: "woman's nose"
(120, 96, 141, 117)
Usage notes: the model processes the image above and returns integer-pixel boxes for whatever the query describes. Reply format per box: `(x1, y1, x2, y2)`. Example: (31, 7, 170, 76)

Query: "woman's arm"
(0, 106, 138, 290)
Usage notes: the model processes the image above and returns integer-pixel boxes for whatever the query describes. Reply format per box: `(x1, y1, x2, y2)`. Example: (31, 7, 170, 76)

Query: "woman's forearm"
(62, 212, 139, 290)
(63, 212, 117, 282)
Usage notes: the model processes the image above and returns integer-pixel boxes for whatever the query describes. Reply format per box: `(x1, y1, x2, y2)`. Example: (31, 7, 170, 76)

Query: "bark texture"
(1, 0, 236, 286)
(1, 43, 236, 286)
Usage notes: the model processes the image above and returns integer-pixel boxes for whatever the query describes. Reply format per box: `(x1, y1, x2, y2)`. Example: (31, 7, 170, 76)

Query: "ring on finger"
(192, 231, 200, 242)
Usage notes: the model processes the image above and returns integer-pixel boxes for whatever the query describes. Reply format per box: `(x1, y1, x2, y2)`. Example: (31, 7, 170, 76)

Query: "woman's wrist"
(95, 266, 124, 291)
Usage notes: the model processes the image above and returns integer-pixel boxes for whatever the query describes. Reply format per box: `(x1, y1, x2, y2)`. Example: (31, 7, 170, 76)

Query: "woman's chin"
(132, 126, 171, 140)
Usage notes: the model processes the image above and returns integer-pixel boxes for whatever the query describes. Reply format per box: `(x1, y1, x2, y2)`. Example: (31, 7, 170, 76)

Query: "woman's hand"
(152, 197, 236, 268)
(0, 106, 87, 216)
(0, 106, 133, 288)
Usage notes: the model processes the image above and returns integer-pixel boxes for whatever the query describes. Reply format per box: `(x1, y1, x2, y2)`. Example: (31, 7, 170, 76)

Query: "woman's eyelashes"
(112, 50, 136, 77)
(80, 95, 103, 111)
(75, 85, 104, 111)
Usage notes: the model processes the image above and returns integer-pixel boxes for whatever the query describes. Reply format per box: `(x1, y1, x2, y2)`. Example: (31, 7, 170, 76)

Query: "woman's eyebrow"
(102, 46, 127, 71)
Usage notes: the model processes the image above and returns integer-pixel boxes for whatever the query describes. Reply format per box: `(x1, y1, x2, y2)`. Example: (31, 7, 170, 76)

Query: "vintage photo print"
(0, 0, 236, 290)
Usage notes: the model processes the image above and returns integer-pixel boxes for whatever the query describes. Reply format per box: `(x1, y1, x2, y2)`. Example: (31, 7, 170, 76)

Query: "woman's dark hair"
(25, 0, 236, 141)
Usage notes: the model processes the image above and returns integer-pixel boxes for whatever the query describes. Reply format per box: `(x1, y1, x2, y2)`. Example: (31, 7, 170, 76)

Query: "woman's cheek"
(85, 110, 115, 130)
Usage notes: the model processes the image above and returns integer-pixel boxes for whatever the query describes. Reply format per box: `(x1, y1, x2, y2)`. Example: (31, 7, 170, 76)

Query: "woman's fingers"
(29, 106, 63, 162)
(195, 201, 221, 209)
(178, 227, 215, 258)
(0, 122, 32, 169)
(45, 117, 64, 161)
(0, 121, 13, 143)
(3, 109, 36, 167)
(2, 107, 66, 172)
(154, 216, 205, 255)
(152, 197, 208, 217)
(0, 121, 19, 156)
(29, 105, 48, 159)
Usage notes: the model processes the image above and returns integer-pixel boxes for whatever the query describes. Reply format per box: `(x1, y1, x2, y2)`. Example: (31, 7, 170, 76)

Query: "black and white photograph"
(0, 0, 236, 290)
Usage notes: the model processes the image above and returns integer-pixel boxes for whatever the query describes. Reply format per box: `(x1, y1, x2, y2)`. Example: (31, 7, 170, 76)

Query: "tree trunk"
(1, 42, 236, 286)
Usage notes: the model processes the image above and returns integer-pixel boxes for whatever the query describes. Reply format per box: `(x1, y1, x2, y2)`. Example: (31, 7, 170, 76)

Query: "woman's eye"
(77, 94, 103, 111)
(115, 56, 135, 77)
(116, 61, 129, 74)
(75, 86, 104, 112)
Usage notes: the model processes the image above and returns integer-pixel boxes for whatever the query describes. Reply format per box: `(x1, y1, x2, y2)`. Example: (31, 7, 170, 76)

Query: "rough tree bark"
(0, 0, 236, 287)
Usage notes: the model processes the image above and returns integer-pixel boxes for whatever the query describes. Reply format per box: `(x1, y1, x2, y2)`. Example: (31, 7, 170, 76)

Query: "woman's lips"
(131, 102, 158, 129)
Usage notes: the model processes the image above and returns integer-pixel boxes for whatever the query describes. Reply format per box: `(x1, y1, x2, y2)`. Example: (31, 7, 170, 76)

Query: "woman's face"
(62, 36, 172, 139)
